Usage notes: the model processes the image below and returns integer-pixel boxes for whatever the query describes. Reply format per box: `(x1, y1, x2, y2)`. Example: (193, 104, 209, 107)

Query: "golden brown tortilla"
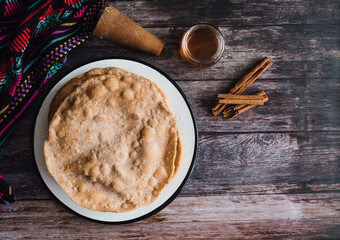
(44, 69, 181, 212)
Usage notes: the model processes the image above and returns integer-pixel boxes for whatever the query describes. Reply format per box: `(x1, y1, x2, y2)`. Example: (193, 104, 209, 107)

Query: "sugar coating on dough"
(44, 69, 180, 212)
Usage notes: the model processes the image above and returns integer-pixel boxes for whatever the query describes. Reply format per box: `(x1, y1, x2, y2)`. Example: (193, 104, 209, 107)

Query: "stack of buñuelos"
(44, 67, 181, 212)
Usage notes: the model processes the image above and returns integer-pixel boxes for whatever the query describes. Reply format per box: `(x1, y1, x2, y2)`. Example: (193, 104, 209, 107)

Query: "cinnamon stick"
(230, 57, 272, 94)
(212, 57, 272, 116)
(218, 99, 265, 105)
(223, 104, 257, 119)
(217, 94, 266, 99)
(217, 94, 266, 105)
(222, 91, 268, 119)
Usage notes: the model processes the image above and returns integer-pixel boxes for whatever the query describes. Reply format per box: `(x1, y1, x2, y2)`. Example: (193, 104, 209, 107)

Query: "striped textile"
(0, 173, 15, 204)
(0, 0, 107, 203)
(0, 0, 107, 146)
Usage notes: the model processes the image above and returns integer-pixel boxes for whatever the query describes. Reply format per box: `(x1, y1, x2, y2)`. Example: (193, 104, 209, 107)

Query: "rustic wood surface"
(1, 0, 339, 239)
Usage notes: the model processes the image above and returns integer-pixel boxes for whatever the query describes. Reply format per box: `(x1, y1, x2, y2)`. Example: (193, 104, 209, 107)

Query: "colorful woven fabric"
(0, 173, 15, 204)
(0, 0, 107, 146)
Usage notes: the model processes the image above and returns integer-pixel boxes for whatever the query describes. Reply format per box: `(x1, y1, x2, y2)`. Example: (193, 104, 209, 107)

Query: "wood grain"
(179, 79, 340, 132)
(112, 0, 340, 27)
(1, 132, 339, 199)
(0, 193, 339, 239)
(63, 24, 340, 81)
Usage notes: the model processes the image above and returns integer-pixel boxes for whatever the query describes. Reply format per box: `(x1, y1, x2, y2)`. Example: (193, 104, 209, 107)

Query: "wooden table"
(1, 1, 339, 239)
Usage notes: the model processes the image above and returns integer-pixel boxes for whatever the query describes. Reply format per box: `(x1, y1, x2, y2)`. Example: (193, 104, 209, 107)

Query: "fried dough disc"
(48, 67, 127, 122)
(49, 68, 182, 179)
(44, 70, 179, 212)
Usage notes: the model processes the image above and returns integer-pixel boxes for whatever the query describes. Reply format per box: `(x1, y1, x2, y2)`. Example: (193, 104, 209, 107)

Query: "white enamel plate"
(33, 59, 198, 223)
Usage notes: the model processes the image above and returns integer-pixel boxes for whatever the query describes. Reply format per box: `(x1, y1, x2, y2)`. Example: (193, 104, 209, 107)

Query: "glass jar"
(180, 24, 225, 67)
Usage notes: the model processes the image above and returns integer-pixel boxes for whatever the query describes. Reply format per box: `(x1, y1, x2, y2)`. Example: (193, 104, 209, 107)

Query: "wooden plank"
(1, 132, 339, 199)
(2, 77, 339, 138)
(112, 0, 340, 27)
(185, 132, 340, 195)
(178, 79, 340, 132)
(63, 25, 340, 81)
(0, 193, 339, 239)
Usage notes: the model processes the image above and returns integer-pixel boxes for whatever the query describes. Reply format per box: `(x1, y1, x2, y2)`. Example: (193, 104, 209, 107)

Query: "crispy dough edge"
(48, 67, 128, 122)
(172, 133, 182, 180)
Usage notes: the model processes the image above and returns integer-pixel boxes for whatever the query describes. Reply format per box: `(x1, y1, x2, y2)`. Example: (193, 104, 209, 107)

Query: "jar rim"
(181, 24, 225, 66)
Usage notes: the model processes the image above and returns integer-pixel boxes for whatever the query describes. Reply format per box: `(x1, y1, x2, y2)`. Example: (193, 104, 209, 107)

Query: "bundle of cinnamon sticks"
(212, 57, 272, 119)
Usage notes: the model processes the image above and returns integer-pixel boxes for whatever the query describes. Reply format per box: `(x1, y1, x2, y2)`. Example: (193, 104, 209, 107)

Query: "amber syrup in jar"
(180, 24, 224, 67)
